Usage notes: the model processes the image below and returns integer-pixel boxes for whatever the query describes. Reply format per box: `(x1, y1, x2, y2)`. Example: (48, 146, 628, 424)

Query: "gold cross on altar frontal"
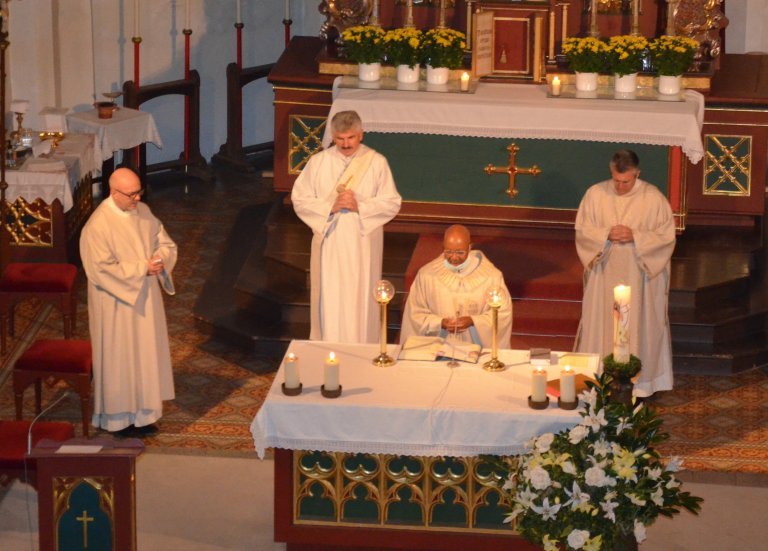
(484, 143, 542, 198)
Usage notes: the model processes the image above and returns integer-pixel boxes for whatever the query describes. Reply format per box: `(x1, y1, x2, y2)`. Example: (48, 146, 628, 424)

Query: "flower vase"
(658, 74, 682, 95)
(396, 64, 420, 84)
(575, 71, 598, 92)
(426, 65, 449, 85)
(614, 73, 637, 93)
(358, 62, 381, 82)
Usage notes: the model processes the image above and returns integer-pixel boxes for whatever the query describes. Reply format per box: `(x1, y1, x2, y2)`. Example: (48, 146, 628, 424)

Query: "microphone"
(27, 391, 71, 455)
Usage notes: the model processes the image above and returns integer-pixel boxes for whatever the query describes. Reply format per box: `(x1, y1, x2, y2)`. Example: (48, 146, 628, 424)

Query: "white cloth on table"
(250, 341, 600, 458)
(66, 107, 163, 164)
(323, 82, 705, 164)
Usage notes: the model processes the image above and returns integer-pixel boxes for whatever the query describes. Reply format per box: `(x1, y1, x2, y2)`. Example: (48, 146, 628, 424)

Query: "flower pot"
(426, 65, 449, 85)
(575, 72, 598, 92)
(396, 64, 420, 84)
(658, 74, 682, 95)
(358, 62, 381, 82)
(614, 73, 637, 93)
(94, 101, 118, 119)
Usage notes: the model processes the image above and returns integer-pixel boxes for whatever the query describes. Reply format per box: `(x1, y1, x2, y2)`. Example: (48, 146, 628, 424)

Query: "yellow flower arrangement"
(384, 28, 423, 69)
(649, 35, 699, 76)
(420, 28, 466, 69)
(341, 25, 386, 64)
(562, 36, 610, 73)
(606, 35, 649, 76)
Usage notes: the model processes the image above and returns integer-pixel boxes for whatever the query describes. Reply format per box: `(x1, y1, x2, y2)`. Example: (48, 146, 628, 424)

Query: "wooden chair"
(13, 339, 93, 437)
(0, 419, 75, 487)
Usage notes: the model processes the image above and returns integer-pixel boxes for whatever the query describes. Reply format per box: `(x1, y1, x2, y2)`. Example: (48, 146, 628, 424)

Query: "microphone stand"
(27, 391, 71, 454)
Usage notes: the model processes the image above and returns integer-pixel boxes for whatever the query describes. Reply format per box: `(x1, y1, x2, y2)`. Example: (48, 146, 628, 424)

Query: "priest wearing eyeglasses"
(400, 225, 512, 348)
(80, 168, 177, 436)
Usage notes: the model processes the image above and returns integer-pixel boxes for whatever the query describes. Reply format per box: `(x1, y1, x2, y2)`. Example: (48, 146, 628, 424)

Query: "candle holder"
(372, 280, 396, 367)
(558, 397, 578, 410)
(282, 382, 303, 396)
(483, 287, 506, 372)
(528, 395, 550, 410)
(321, 384, 342, 398)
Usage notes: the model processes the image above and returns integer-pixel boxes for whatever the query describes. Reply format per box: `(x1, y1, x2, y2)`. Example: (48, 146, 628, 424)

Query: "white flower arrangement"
(499, 373, 702, 551)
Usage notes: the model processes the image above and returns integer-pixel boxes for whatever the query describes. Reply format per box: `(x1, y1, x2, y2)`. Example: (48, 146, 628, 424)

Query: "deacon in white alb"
(574, 149, 676, 397)
(80, 168, 177, 434)
(401, 225, 512, 348)
(291, 110, 402, 343)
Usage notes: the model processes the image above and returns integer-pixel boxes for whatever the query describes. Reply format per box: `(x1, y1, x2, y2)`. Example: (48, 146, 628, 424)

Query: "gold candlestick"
(631, 0, 641, 37)
(483, 288, 506, 372)
(589, 0, 599, 38)
(372, 280, 396, 367)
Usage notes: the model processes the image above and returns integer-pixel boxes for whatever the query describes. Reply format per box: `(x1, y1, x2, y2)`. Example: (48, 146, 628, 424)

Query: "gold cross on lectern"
(484, 143, 542, 198)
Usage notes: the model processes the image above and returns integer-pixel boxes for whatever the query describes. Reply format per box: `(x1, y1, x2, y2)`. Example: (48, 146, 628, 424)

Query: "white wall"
(725, 0, 768, 54)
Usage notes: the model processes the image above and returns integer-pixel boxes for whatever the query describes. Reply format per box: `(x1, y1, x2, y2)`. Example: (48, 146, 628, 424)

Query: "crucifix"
(483, 143, 542, 198)
(76, 509, 94, 548)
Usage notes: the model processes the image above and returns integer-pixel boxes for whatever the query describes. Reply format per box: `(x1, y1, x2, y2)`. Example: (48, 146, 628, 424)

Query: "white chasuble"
(80, 197, 177, 431)
(291, 144, 402, 343)
(574, 179, 676, 396)
(400, 251, 513, 348)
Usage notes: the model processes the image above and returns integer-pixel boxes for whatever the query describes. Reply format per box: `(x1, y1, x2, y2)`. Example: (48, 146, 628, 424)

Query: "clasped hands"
(331, 189, 359, 213)
(441, 315, 474, 333)
(147, 256, 164, 276)
(608, 224, 634, 244)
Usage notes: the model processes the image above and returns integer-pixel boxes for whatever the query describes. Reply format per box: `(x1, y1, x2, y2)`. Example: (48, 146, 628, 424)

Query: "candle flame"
(564, 365, 572, 373)
(329, 352, 336, 361)
(287, 353, 296, 361)
(536, 366, 544, 373)
(553, 76, 560, 85)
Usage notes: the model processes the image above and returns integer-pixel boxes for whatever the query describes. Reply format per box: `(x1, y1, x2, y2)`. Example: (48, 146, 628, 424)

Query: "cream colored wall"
(725, 0, 768, 54)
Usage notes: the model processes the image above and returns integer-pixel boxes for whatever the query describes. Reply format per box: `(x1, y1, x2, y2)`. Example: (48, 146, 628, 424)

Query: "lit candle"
(236, 0, 242, 24)
(551, 76, 561, 96)
(613, 285, 631, 363)
(284, 352, 300, 389)
(324, 352, 340, 391)
(531, 366, 547, 402)
(134, 0, 140, 37)
(460, 72, 470, 92)
(186, 0, 191, 29)
(284, 0, 290, 21)
(560, 365, 576, 403)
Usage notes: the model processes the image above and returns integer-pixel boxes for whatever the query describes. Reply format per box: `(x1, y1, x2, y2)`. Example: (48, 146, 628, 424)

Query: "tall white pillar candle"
(613, 285, 631, 363)
(236, 0, 242, 24)
(324, 352, 340, 391)
(531, 366, 547, 402)
(284, 353, 300, 389)
(284, 0, 290, 21)
(186, 0, 191, 29)
(560, 365, 576, 402)
(548, 9, 555, 60)
(134, 0, 140, 36)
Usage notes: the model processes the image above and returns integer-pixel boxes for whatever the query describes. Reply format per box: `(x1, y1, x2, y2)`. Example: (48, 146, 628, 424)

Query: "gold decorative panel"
(288, 115, 327, 175)
(703, 134, 751, 197)
(53, 476, 115, 550)
(2, 197, 54, 248)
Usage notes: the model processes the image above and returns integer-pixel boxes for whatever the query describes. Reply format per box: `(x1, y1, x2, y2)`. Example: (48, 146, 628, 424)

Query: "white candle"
(324, 352, 340, 391)
(134, 0, 140, 37)
(10, 99, 29, 114)
(613, 285, 631, 363)
(284, 0, 290, 21)
(551, 76, 561, 96)
(560, 365, 576, 402)
(460, 72, 470, 92)
(548, 9, 555, 60)
(236, 0, 242, 24)
(531, 366, 547, 402)
(186, 0, 191, 29)
(284, 353, 300, 389)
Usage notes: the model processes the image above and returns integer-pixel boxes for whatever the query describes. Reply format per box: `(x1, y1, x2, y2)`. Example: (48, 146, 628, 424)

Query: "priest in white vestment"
(80, 168, 177, 433)
(291, 110, 401, 343)
(574, 150, 676, 397)
(400, 225, 512, 348)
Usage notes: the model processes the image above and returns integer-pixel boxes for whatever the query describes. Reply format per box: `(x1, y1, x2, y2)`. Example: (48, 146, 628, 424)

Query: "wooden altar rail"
(122, 70, 210, 185)
(212, 62, 275, 172)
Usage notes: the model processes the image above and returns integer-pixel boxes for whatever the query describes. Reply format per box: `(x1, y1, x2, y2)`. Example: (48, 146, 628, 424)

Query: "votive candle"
(284, 352, 300, 389)
(560, 365, 576, 402)
(324, 352, 340, 391)
(531, 366, 547, 402)
(461, 72, 470, 92)
(551, 76, 561, 96)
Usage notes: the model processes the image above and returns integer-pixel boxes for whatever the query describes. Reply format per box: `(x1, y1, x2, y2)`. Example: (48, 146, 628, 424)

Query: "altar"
(251, 340, 599, 550)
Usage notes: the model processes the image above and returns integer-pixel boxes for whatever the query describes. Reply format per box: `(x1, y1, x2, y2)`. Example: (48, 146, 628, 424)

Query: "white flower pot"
(575, 71, 598, 92)
(658, 74, 682, 95)
(396, 64, 420, 84)
(358, 62, 381, 82)
(426, 65, 449, 85)
(614, 72, 637, 93)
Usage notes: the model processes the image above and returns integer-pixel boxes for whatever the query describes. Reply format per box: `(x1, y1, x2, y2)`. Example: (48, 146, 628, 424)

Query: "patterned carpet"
(1, 171, 767, 472)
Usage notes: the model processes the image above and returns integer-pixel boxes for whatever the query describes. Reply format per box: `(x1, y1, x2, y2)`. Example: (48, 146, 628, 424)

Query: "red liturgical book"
(546, 374, 596, 398)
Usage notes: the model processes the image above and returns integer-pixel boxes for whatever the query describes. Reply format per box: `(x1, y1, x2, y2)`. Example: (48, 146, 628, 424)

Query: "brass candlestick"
(372, 280, 396, 367)
(404, 0, 414, 28)
(483, 287, 506, 372)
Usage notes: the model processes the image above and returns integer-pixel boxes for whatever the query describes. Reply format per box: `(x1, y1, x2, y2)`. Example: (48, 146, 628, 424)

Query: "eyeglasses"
(114, 188, 145, 200)
(444, 249, 469, 257)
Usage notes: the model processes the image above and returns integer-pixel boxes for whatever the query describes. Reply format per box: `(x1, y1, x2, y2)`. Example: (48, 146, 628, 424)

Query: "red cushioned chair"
(0, 262, 79, 355)
(13, 339, 93, 437)
(0, 419, 75, 486)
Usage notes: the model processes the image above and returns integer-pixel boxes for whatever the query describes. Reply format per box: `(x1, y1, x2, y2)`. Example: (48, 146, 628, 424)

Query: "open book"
(399, 336, 482, 364)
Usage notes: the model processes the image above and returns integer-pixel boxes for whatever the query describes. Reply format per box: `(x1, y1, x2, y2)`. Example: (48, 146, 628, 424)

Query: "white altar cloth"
(6, 133, 97, 212)
(323, 81, 705, 164)
(250, 341, 600, 459)
(66, 107, 163, 164)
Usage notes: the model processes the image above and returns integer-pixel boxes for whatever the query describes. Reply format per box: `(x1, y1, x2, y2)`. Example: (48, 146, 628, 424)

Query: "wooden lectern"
(29, 438, 144, 551)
